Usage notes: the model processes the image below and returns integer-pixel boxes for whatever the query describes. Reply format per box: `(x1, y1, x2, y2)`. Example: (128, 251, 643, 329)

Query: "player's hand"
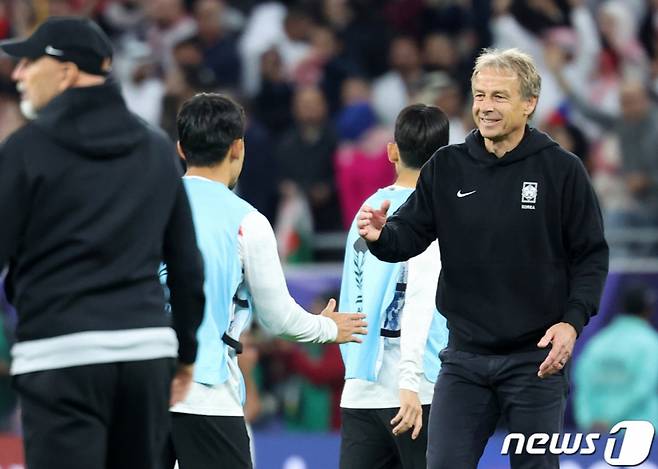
(537, 322, 577, 378)
(357, 200, 390, 242)
(170, 363, 194, 406)
(391, 389, 423, 439)
(321, 298, 367, 344)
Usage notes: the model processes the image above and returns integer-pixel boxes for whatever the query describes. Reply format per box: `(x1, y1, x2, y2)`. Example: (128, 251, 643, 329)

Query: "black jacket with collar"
(0, 81, 204, 364)
(368, 127, 609, 354)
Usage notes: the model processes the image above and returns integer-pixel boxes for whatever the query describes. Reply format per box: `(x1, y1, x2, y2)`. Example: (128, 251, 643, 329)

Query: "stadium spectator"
(412, 72, 469, 144)
(549, 52, 658, 238)
(321, 0, 390, 79)
(253, 47, 294, 137)
(372, 35, 425, 125)
(236, 113, 279, 225)
(491, 0, 601, 124)
(574, 284, 658, 431)
(98, 0, 146, 40)
(276, 85, 341, 233)
(144, 0, 197, 73)
(193, 0, 241, 90)
(0, 17, 205, 469)
(293, 25, 362, 115)
(334, 78, 394, 228)
(238, 3, 312, 96)
(160, 35, 218, 139)
(358, 48, 609, 469)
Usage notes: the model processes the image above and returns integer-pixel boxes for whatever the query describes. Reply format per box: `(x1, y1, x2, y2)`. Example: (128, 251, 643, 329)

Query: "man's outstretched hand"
(321, 298, 368, 344)
(357, 200, 390, 242)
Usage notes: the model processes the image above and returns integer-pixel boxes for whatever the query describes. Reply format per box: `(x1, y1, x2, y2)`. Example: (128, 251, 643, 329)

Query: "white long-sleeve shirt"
(341, 238, 441, 409)
(172, 202, 337, 416)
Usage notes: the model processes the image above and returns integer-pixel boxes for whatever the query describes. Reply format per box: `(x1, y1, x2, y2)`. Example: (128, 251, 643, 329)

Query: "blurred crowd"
(1, 0, 657, 259)
(1, 0, 658, 434)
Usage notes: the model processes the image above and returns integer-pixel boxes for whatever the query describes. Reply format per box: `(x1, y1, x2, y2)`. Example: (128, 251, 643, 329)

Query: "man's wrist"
(562, 306, 587, 336)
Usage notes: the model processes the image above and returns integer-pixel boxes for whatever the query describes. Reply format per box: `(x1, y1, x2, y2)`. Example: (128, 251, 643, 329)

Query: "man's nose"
(11, 59, 26, 82)
(481, 96, 496, 111)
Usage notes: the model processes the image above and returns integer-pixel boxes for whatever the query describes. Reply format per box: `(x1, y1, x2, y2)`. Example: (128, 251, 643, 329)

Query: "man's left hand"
(537, 322, 577, 378)
(391, 389, 423, 439)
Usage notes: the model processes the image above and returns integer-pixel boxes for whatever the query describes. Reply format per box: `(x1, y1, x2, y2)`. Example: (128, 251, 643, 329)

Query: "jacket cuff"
(366, 226, 391, 255)
(562, 305, 588, 336)
(177, 343, 197, 365)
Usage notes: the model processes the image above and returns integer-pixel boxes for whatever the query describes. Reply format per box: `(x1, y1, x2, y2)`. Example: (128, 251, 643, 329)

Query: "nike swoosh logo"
(45, 45, 64, 56)
(457, 190, 477, 198)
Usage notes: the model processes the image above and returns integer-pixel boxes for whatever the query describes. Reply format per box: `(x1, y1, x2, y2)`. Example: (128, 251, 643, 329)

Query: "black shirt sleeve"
(162, 177, 205, 364)
(562, 158, 609, 334)
(368, 158, 438, 262)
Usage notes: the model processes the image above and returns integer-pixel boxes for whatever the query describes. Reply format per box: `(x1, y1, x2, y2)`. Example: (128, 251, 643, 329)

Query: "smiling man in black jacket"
(0, 17, 205, 469)
(358, 48, 609, 469)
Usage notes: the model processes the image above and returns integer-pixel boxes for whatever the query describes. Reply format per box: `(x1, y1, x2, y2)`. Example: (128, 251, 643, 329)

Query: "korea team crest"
(521, 182, 538, 210)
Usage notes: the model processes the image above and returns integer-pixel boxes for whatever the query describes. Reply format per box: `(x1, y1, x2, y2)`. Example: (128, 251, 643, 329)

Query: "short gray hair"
(472, 48, 541, 101)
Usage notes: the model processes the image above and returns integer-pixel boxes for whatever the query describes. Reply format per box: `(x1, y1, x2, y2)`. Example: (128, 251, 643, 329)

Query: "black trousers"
(13, 358, 173, 469)
(340, 405, 431, 469)
(164, 413, 253, 469)
(427, 348, 568, 469)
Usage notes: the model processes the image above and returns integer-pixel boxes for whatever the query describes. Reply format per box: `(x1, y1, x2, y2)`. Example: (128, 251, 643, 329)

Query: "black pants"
(427, 348, 568, 469)
(13, 358, 173, 469)
(164, 413, 253, 469)
(340, 405, 431, 469)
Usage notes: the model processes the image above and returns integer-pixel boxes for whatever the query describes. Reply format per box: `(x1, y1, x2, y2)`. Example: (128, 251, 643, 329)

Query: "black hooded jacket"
(368, 127, 609, 354)
(0, 82, 204, 364)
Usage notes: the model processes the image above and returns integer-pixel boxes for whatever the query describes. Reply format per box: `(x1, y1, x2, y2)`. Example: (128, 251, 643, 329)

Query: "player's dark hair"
(394, 104, 449, 169)
(177, 93, 245, 167)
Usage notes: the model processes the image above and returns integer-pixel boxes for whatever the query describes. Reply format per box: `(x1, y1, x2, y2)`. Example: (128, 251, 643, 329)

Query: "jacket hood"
(34, 80, 146, 158)
(465, 127, 558, 167)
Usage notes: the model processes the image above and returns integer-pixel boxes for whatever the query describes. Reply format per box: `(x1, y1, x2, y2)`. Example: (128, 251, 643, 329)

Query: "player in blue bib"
(339, 104, 450, 469)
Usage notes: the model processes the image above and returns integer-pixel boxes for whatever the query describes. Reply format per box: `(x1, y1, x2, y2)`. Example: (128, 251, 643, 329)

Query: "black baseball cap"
(0, 17, 113, 75)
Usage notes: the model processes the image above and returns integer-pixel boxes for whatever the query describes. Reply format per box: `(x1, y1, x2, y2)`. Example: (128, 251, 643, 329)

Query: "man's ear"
(387, 142, 399, 164)
(59, 62, 80, 91)
(176, 141, 187, 161)
(231, 138, 244, 160)
(524, 96, 538, 117)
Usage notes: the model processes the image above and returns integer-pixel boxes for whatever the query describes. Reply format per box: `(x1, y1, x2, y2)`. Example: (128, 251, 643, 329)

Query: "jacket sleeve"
(162, 178, 206, 365)
(368, 158, 438, 262)
(561, 158, 609, 334)
(0, 142, 29, 270)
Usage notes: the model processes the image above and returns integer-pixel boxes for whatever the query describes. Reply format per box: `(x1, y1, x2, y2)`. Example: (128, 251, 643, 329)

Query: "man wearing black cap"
(0, 17, 205, 469)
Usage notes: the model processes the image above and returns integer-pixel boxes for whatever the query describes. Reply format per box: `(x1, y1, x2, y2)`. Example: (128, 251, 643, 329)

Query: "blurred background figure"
(574, 284, 658, 432)
(144, 0, 197, 73)
(193, 0, 241, 91)
(334, 77, 393, 228)
(276, 85, 341, 236)
(372, 35, 425, 125)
